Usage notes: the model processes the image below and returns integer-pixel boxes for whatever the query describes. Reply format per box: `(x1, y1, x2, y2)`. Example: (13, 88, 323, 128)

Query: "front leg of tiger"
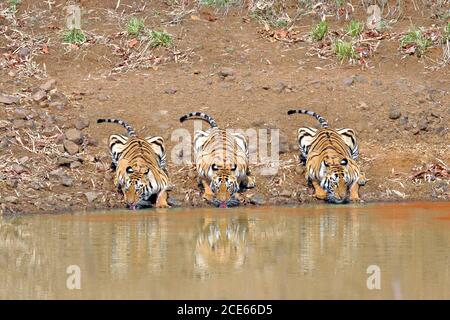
(201, 179, 214, 202)
(312, 180, 327, 200)
(155, 189, 170, 208)
(349, 182, 361, 202)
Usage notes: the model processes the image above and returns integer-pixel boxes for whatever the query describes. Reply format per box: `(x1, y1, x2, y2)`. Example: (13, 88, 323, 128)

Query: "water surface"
(1, 202, 449, 299)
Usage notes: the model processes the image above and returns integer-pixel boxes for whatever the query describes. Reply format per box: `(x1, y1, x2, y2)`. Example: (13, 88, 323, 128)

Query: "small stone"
(61, 175, 73, 187)
(243, 82, 253, 91)
(167, 197, 182, 207)
(18, 47, 30, 60)
(249, 194, 266, 205)
(354, 75, 367, 83)
(418, 118, 428, 131)
(262, 85, 271, 90)
(70, 161, 82, 169)
(4, 196, 18, 204)
(63, 140, 79, 155)
(218, 67, 234, 78)
(164, 87, 177, 94)
(274, 81, 287, 93)
(65, 128, 83, 145)
(0, 94, 20, 105)
(399, 116, 409, 127)
(39, 79, 57, 92)
(97, 94, 109, 102)
(389, 106, 401, 120)
(12, 119, 26, 128)
(57, 156, 74, 167)
(75, 118, 90, 130)
(32, 90, 47, 102)
(11, 164, 27, 174)
(84, 192, 98, 203)
(279, 189, 292, 197)
(343, 77, 354, 86)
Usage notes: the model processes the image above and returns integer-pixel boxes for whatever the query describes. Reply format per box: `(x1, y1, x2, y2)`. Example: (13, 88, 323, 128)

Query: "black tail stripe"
(179, 112, 218, 128)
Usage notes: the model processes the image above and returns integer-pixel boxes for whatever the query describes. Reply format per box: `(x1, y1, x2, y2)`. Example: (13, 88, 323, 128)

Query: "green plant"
(200, 0, 235, 8)
(8, 0, 21, 12)
(127, 17, 145, 37)
(311, 21, 328, 41)
(148, 30, 173, 48)
(63, 29, 86, 45)
(401, 28, 432, 56)
(444, 22, 450, 42)
(334, 40, 357, 62)
(346, 20, 364, 37)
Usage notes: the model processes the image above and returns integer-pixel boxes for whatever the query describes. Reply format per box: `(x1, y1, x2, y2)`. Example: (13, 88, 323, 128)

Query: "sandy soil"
(0, 1, 449, 214)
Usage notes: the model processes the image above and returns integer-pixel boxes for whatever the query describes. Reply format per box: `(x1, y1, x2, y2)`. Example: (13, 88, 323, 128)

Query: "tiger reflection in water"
(194, 218, 249, 274)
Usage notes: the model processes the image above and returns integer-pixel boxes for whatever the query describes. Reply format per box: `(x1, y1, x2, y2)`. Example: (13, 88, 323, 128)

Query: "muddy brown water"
(0, 202, 449, 299)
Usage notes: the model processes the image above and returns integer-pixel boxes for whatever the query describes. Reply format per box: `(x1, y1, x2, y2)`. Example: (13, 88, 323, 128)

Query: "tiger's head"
(116, 158, 154, 210)
(210, 163, 240, 208)
(319, 155, 350, 204)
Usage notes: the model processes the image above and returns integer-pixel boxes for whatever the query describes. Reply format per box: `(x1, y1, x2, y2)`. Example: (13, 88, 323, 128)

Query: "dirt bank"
(1, 1, 449, 214)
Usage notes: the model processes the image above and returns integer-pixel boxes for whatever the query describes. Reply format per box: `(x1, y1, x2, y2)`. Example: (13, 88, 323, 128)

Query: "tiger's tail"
(97, 118, 137, 137)
(287, 109, 329, 128)
(179, 112, 218, 128)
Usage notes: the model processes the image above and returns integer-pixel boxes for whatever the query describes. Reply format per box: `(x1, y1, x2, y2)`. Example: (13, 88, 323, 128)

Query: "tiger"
(287, 109, 366, 204)
(179, 112, 255, 208)
(97, 118, 170, 210)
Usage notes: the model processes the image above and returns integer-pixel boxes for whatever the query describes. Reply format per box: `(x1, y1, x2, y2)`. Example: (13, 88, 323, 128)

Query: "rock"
(358, 102, 369, 110)
(274, 81, 287, 93)
(61, 175, 73, 187)
(6, 179, 18, 188)
(389, 106, 401, 120)
(0, 94, 20, 105)
(30, 182, 42, 190)
(32, 90, 47, 102)
(354, 75, 367, 83)
(12, 119, 26, 128)
(167, 197, 182, 207)
(249, 194, 266, 205)
(75, 117, 90, 130)
(57, 156, 74, 167)
(243, 82, 253, 91)
(96, 93, 109, 102)
(70, 161, 82, 169)
(343, 77, 354, 86)
(10, 164, 26, 174)
(399, 116, 409, 127)
(84, 192, 98, 203)
(65, 128, 83, 145)
(63, 140, 79, 155)
(4, 196, 18, 204)
(279, 189, 292, 197)
(418, 118, 428, 131)
(0, 173, 5, 181)
(218, 68, 234, 78)
(39, 79, 57, 92)
(164, 87, 177, 94)
(18, 47, 30, 60)
(86, 136, 98, 146)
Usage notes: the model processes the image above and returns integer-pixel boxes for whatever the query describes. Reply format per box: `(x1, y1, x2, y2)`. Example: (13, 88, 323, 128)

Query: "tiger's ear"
(340, 159, 348, 165)
(323, 160, 330, 167)
(212, 163, 219, 171)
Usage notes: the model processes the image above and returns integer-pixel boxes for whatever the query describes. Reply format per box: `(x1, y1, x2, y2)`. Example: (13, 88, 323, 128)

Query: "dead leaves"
(258, 27, 306, 43)
(411, 160, 450, 182)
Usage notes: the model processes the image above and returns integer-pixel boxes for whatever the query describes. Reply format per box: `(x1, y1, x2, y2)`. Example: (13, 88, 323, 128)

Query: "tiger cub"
(179, 112, 255, 208)
(287, 109, 366, 203)
(98, 118, 170, 209)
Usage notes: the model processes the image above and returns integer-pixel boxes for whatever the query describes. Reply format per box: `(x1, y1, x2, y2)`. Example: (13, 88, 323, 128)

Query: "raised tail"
(287, 109, 329, 128)
(179, 112, 218, 128)
(97, 118, 137, 137)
